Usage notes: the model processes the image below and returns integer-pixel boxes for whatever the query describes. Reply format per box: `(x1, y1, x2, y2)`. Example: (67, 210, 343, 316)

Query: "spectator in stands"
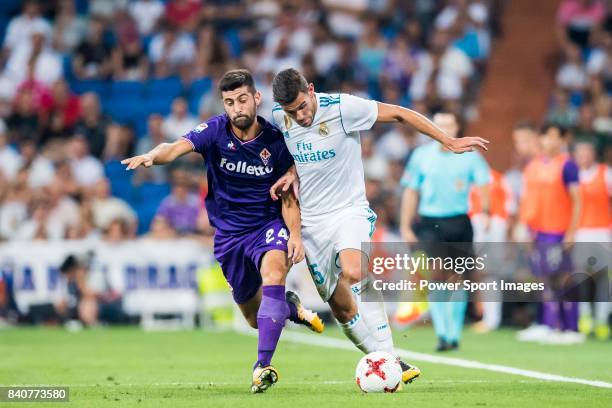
(573, 103, 609, 162)
(376, 124, 425, 164)
(382, 29, 420, 95)
(556, 43, 588, 92)
(258, 31, 303, 75)
(102, 123, 135, 162)
(40, 79, 82, 146)
(74, 92, 112, 159)
(148, 19, 196, 78)
(586, 31, 612, 85)
(2, 0, 52, 59)
(357, 16, 388, 85)
(0, 171, 30, 240)
(311, 21, 340, 77)
(162, 97, 199, 141)
(410, 29, 474, 113)
(91, 177, 137, 233)
(6, 89, 40, 145)
(46, 178, 81, 236)
(65, 203, 98, 241)
(103, 218, 132, 243)
(323, 0, 368, 38)
(142, 215, 177, 240)
(194, 23, 232, 79)
(325, 38, 368, 92)
(66, 134, 105, 189)
(592, 86, 612, 134)
(129, 0, 165, 37)
(89, 0, 129, 20)
(136, 114, 168, 183)
(52, 0, 88, 53)
(72, 15, 113, 80)
(201, 0, 247, 31)
(53, 159, 81, 200)
(156, 172, 201, 235)
(197, 78, 225, 119)
(165, 0, 202, 33)
(557, 0, 606, 48)
(546, 88, 580, 128)
(111, 35, 148, 81)
(263, 5, 312, 63)
(19, 138, 55, 189)
(16, 193, 65, 240)
(0, 121, 21, 182)
(301, 53, 327, 93)
(3, 27, 63, 95)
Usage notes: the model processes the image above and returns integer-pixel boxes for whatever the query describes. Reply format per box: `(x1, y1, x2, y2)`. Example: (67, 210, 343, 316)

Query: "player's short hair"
(218, 69, 256, 94)
(540, 123, 569, 138)
(272, 68, 309, 105)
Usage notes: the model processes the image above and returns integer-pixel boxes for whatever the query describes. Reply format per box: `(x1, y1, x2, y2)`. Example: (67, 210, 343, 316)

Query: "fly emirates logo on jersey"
(291, 141, 336, 164)
(219, 157, 273, 176)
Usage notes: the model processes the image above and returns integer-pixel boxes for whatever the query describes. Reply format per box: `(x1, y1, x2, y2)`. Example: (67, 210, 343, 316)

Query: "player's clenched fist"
(121, 153, 154, 170)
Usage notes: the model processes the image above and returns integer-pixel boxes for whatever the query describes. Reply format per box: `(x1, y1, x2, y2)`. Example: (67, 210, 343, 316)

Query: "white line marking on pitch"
(278, 331, 612, 389)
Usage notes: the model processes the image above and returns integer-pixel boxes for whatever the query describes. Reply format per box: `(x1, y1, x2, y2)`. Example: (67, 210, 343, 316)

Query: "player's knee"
(261, 268, 286, 286)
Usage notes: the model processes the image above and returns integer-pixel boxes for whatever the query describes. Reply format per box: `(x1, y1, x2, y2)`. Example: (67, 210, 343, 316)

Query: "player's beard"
(231, 114, 255, 131)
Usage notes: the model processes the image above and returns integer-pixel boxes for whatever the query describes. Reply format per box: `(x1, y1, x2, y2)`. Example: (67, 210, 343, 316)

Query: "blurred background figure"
(400, 111, 490, 351)
(518, 124, 583, 344)
(572, 139, 611, 340)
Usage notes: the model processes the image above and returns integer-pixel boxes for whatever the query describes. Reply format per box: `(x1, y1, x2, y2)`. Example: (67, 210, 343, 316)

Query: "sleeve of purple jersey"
(562, 160, 579, 187)
(276, 141, 294, 175)
(182, 118, 216, 154)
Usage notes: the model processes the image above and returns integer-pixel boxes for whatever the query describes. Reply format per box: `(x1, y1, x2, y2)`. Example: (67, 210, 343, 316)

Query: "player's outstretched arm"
(281, 189, 305, 264)
(121, 139, 193, 170)
(376, 103, 489, 153)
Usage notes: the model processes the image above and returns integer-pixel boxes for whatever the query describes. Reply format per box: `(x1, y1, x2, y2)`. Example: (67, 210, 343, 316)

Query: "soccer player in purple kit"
(121, 69, 324, 393)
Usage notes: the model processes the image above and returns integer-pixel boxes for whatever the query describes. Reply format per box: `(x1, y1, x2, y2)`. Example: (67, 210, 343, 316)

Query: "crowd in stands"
(0, 0, 500, 241)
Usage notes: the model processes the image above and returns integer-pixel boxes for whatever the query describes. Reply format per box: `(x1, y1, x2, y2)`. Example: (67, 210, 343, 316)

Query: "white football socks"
(339, 311, 379, 353)
(351, 278, 395, 356)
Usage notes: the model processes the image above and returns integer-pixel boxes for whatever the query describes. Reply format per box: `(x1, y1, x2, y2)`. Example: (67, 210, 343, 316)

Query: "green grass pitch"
(1, 326, 611, 407)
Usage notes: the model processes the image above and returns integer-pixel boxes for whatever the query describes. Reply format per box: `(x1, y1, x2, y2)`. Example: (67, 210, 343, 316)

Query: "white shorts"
(302, 206, 377, 301)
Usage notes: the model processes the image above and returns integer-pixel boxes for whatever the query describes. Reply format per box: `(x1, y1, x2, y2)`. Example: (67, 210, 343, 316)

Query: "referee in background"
(400, 111, 490, 351)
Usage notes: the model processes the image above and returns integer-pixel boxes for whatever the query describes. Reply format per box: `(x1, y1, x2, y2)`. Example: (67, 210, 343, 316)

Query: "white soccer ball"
(355, 351, 402, 393)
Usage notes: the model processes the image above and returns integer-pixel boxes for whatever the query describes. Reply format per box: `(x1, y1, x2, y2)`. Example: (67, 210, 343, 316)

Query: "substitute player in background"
(270, 69, 488, 383)
(519, 124, 583, 344)
(573, 139, 611, 340)
(122, 69, 324, 393)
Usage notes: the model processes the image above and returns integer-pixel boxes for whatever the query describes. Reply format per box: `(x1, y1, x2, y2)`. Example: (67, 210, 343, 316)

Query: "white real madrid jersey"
(272, 92, 378, 225)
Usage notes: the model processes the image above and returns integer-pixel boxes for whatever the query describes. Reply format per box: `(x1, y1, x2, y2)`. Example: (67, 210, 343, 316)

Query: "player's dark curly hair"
(272, 68, 309, 105)
(218, 69, 256, 94)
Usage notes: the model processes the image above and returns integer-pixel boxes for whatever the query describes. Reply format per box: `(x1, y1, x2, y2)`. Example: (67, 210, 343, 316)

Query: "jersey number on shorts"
(265, 227, 289, 244)
(308, 263, 324, 285)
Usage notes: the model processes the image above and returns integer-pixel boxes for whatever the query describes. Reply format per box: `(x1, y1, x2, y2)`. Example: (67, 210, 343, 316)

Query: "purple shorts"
(214, 218, 289, 304)
(530, 232, 573, 276)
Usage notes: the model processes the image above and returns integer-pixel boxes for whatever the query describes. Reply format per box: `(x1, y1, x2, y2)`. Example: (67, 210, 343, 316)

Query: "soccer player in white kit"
(270, 69, 489, 384)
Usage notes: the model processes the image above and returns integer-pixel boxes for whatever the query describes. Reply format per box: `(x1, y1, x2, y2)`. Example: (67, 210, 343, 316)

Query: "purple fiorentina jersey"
(182, 114, 293, 234)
